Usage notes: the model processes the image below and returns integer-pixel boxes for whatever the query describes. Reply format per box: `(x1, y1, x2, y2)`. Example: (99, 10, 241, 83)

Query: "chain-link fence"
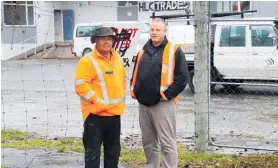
(159, 1, 278, 152)
(185, 3, 278, 151)
(208, 17, 278, 151)
(1, 2, 143, 167)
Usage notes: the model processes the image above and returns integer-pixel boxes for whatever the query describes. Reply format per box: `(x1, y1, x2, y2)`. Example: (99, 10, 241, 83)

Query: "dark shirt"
(149, 38, 168, 56)
(130, 37, 190, 106)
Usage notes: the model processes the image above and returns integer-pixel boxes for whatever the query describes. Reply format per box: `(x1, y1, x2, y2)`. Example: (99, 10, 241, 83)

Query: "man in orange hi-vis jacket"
(74, 27, 126, 168)
(130, 18, 189, 168)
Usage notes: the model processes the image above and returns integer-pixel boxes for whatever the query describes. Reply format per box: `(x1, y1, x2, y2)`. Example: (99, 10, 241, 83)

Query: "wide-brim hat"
(90, 27, 118, 44)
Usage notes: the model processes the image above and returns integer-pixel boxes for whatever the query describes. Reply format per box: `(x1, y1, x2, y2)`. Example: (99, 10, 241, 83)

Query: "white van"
(72, 21, 150, 66)
(186, 19, 278, 93)
(166, 23, 195, 62)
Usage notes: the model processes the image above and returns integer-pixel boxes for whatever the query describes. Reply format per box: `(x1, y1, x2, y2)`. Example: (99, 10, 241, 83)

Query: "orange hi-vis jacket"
(130, 42, 180, 102)
(74, 47, 127, 119)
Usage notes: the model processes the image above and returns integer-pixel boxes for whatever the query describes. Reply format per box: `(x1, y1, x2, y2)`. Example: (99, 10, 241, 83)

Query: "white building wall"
(138, 10, 188, 22)
(214, 1, 278, 18)
(1, 1, 56, 60)
(138, 1, 193, 22)
(252, 1, 278, 17)
(36, 1, 55, 45)
(53, 1, 118, 24)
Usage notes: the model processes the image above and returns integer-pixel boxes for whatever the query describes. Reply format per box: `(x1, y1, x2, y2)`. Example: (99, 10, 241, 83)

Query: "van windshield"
(76, 26, 97, 37)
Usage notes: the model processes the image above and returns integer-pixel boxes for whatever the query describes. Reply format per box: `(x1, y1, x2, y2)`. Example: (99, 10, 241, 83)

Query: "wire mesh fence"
(164, 3, 278, 152)
(207, 18, 278, 151)
(1, 3, 142, 167)
(1, 1, 278, 168)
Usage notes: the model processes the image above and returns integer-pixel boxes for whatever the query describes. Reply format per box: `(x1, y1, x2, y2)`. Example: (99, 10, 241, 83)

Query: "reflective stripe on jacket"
(131, 42, 180, 102)
(75, 47, 127, 119)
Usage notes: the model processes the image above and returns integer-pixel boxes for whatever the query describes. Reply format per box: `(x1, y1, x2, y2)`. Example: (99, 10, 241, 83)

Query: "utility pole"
(194, 1, 209, 152)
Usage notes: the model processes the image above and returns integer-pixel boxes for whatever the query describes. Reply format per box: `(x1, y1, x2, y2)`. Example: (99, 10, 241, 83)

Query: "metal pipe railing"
(16, 32, 55, 59)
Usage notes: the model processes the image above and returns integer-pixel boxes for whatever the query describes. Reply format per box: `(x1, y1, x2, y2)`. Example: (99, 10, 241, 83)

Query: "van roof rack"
(150, 10, 257, 20)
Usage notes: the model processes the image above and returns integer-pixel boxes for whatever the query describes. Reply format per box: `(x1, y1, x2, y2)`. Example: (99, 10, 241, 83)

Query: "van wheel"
(223, 85, 239, 92)
(189, 70, 195, 93)
(189, 70, 216, 94)
(82, 48, 92, 56)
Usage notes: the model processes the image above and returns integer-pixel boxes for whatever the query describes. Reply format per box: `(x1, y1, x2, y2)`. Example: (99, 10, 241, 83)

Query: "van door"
(103, 22, 143, 67)
(214, 24, 249, 79)
(249, 24, 278, 80)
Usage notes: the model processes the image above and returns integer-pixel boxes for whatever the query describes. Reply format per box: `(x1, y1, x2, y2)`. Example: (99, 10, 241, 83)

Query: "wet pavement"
(1, 147, 127, 168)
(1, 58, 278, 167)
(2, 148, 84, 168)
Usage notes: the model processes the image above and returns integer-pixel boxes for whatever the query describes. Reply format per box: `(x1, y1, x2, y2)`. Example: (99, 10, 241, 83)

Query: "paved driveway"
(2, 59, 278, 167)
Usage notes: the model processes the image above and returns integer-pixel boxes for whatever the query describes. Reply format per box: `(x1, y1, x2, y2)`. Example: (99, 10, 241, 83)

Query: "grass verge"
(178, 108, 194, 113)
(224, 132, 264, 140)
(269, 114, 278, 121)
(1, 129, 278, 168)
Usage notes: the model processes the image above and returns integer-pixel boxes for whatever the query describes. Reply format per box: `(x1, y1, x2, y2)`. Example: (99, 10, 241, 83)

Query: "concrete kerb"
(6, 43, 54, 61)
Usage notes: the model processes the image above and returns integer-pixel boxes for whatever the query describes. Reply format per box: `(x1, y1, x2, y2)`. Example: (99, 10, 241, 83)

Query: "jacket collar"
(143, 36, 168, 51)
(93, 46, 117, 59)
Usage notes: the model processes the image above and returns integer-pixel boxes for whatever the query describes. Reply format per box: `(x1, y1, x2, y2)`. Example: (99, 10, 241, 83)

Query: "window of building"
(118, 1, 138, 7)
(251, 25, 278, 47)
(3, 1, 34, 26)
(117, 1, 138, 21)
(232, 1, 251, 12)
(220, 25, 246, 47)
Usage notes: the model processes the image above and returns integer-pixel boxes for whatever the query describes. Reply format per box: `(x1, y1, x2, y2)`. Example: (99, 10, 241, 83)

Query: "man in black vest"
(130, 18, 189, 168)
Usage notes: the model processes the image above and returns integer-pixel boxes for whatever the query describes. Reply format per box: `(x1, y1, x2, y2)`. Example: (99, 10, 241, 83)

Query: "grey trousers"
(139, 100, 178, 168)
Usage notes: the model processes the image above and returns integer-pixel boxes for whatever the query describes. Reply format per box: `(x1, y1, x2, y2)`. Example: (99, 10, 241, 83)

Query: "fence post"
(24, 51, 27, 59)
(35, 36, 37, 55)
(194, 1, 209, 152)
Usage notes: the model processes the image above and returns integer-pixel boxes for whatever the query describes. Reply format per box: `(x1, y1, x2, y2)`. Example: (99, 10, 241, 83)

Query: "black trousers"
(83, 113, 121, 168)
